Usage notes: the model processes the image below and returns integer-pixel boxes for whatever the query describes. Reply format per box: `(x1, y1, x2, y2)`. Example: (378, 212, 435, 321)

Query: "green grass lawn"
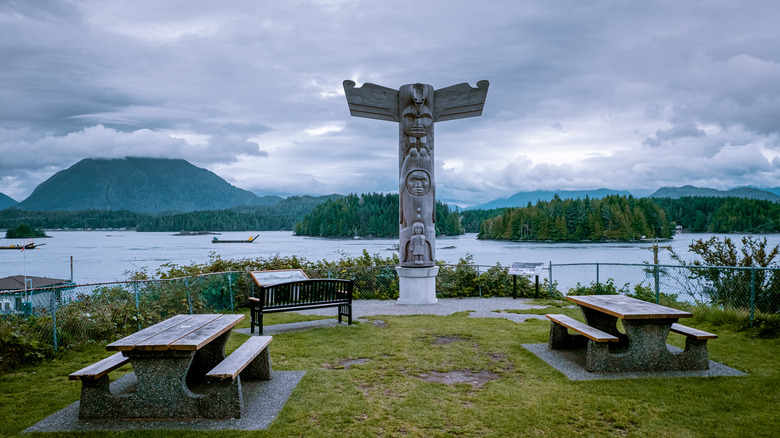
(3, 306, 779, 437)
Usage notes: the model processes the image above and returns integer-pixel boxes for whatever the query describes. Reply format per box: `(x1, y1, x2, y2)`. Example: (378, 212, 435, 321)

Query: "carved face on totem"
(400, 84, 433, 139)
(405, 169, 431, 196)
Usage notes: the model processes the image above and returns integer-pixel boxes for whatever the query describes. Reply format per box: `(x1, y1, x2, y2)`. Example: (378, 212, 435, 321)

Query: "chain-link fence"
(2, 262, 779, 372)
(549, 262, 780, 318)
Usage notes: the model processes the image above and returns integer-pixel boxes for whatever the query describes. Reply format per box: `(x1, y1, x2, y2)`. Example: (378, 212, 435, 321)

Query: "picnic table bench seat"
(207, 335, 273, 381)
(670, 323, 718, 340)
(200, 335, 273, 417)
(546, 314, 619, 343)
(69, 352, 130, 381)
(250, 278, 353, 335)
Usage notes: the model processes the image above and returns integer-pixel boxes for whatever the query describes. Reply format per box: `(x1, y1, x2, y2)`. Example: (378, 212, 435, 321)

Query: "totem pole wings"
(343, 80, 490, 123)
(433, 80, 490, 122)
(343, 80, 399, 122)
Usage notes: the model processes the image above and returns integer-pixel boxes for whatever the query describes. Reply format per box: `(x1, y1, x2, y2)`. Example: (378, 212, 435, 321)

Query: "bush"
(0, 316, 55, 373)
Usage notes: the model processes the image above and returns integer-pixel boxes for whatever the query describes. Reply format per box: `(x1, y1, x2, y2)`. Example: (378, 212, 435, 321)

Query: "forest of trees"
(2, 192, 778, 237)
(654, 197, 780, 233)
(293, 193, 463, 238)
(134, 195, 338, 232)
(0, 195, 338, 232)
(477, 195, 672, 241)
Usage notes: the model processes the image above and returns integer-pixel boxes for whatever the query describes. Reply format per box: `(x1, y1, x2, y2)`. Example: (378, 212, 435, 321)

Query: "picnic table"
(546, 295, 717, 372)
(69, 314, 272, 420)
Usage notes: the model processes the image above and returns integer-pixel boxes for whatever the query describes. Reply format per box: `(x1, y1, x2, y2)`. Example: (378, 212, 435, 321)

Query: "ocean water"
(2, 231, 779, 285)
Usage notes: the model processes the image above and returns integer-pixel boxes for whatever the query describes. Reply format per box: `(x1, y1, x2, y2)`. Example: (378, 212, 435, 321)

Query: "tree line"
(2, 193, 778, 237)
(654, 196, 780, 233)
(477, 195, 672, 241)
(293, 193, 464, 237)
(0, 195, 338, 232)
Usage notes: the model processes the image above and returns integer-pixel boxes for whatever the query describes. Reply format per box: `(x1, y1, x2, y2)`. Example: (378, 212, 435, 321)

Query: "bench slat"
(546, 314, 619, 342)
(670, 323, 717, 340)
(207, 336, 273, 380)
(69, 352, 130, 381)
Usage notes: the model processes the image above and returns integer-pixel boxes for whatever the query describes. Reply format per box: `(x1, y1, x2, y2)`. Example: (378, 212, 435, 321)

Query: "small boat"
(212, 235, 259, 244)
(0, 242, 44, 250)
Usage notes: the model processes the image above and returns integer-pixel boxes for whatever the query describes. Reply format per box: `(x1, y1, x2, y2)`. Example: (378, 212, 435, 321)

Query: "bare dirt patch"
(417, 370, 500, 389)
(323, 358, 371, 370)
(432, 335, 470, 345)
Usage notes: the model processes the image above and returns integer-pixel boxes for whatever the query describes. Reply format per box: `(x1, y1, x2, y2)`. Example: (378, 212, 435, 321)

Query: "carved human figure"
(409, 222, 429, 265)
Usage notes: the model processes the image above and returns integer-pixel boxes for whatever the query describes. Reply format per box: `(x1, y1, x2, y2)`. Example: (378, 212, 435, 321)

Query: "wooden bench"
(202, 336, 273, 417)
(250, 279, 353, 335)
(546, 313, 623, 372)
(668, 323, 717, 369)
(69, 352, 131, 418)
(207, 335, 273, 381)
(69, 352, 130, 382)
(546, 314, 619, 342)
(670, 323, 717, 340)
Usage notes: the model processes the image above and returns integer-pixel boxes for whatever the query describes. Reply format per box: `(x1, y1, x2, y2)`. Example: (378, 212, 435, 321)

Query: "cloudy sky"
(2, 0, 779, 206)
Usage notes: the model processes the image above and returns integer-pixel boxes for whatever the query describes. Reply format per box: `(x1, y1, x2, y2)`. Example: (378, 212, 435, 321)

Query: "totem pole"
(343, 79, 489, 303)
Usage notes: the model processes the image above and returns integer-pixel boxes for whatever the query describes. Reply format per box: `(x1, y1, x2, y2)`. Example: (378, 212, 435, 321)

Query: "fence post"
(654, 264, 661, 304)
(477, 265, 482, 297)
(548, 261, 553, 298)
(228, 272, 234, 311)
(596, 263, 600, 295)
(133, 281, 141, 331)
(750, 269, 757, 328)
(50, 291, 58, 352)
(185, 278, 193, 314)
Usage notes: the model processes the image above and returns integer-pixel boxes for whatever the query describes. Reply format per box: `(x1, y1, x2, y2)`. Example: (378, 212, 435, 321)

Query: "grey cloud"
(3, 1, 780, 203)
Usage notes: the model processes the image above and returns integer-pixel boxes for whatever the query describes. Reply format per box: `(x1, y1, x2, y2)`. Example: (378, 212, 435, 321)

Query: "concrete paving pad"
(24, 370, 305, 433)
(523, 343, 746, 380)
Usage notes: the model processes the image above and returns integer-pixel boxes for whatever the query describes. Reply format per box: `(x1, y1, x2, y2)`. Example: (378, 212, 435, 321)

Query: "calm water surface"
(2, 231, 779, 285)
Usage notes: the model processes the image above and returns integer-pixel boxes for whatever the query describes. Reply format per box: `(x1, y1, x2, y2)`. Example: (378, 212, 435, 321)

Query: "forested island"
(653, 196, 780, 233)
(0, 195, 338, 232)
(467, 195, 780, 241)
(475, 195, 671, 241)
(293, 193, 463, 237)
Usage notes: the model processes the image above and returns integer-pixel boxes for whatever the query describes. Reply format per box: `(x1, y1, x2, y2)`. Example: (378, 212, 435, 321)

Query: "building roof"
(0, 275, 71, 291)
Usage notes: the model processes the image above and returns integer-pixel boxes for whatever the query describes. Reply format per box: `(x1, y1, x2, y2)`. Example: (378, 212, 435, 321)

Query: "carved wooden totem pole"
(344, 79, 488, 303)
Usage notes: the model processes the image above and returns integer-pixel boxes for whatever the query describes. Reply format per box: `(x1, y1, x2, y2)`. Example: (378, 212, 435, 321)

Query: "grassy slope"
(3, 306, 778, 437)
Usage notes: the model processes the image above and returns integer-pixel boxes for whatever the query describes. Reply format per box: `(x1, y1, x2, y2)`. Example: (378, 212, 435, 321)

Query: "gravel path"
(296, 297, 552, 324)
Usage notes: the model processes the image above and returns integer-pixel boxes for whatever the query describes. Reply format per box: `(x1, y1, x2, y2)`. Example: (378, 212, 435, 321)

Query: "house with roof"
(0, 275, 74, 314)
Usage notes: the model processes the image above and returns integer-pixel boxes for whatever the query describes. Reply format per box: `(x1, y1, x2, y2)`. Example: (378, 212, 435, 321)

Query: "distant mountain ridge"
(650, 185, 780, 201)
(467, 189, 633, 210)
(12, 157, 282, 213)
(0, 193, 16, 209)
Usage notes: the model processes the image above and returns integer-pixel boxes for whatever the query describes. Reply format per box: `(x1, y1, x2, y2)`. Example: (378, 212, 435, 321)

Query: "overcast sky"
(2, 0, 780, 206)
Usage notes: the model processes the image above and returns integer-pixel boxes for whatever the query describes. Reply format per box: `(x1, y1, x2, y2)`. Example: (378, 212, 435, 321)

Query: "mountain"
(467, 189, 633, 210)
(759, 187, 780, 197)
(650, 185, 780, 201)
(13, 157, 282, 213)
(0, 193, 17, 209)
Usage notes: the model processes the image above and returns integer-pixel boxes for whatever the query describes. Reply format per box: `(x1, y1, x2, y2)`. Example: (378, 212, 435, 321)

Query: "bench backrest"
(257, 279, 353, 309)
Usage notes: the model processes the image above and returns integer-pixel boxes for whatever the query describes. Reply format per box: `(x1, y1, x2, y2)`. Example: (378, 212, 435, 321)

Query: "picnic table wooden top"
(566, 295, 692, 320)
(106, 314, 244, 352)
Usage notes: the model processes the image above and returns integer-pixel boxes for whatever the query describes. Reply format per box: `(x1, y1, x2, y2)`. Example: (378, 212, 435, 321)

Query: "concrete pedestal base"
(396, 266, 439, 304)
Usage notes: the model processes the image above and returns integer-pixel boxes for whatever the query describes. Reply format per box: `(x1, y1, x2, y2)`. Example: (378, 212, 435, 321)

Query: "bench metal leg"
(338, 304, 352, 325)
